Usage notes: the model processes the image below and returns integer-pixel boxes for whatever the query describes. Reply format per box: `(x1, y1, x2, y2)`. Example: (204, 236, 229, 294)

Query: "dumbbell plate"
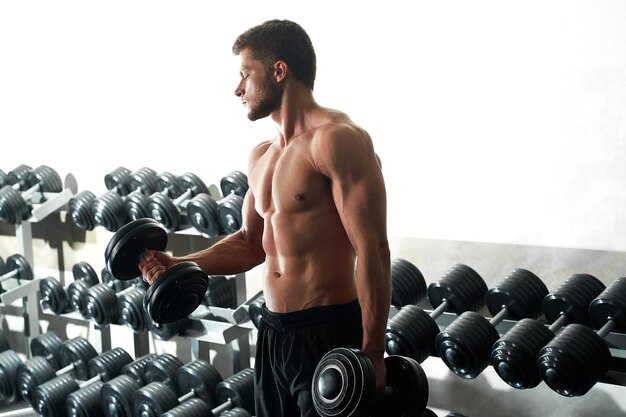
(6, 254, 33, 283)
(374, 355, 428, 417)
(144, 262, 208, 324)
(105, 218, 168, 281)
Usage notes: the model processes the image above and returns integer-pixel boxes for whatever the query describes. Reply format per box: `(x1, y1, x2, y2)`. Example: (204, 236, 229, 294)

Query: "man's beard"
(248, 77, 283, 121)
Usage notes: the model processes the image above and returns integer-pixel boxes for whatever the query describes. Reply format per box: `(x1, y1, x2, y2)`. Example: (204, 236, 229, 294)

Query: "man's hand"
(138, 250, 176, 284)
(368, 352, 387, 400)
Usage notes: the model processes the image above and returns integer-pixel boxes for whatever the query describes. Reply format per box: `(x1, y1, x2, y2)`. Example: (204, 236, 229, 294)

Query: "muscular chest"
(250, 142, 329, 215)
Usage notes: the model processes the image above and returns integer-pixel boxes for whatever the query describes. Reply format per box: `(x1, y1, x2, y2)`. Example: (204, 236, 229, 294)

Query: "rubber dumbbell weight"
(247, 292, 265, 329)
(538, 276, 626, 396)
(390, 257, 427, 308)
(0, 254, 33, 293)
(143, 275, 237, 340)
(33, 347, 133, 417)
(91, 167, 158, 232)
(435, 268, 549, 379)
(101, 353, 182, 417)
(0, 332, 63, 404)
(220, 170, 249, 198)
(0, 165, 31, 189)
(148, 172, 209, 233)
(490, 273, 606, 389)
(16, 336, 98, 407)
(0, 165, 63, 224)
(385, 263, 489, 363)
(67, 166, 131, 231)
(312, 347, 429, 417)
(81, 273, 148, 327)
(104, 217, 209, 324)
(132, 359, 224, 417)
(39, 261, 100, 315)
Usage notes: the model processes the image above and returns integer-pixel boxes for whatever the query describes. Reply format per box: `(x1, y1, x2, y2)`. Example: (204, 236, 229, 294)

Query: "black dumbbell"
(220, 170, 249, 198)
(16, 336, 98, 407)
(0, 332, 63, 404)
(538, 276, 626, 396)
(81, 273, 148, 327)
(39, 261, 101, 315)
(390, 258, 427, 308)
(164, 367, 255, 417)
(143, 276, 237, 341)
(0, 254, 33, 293)
(435, 268, 549, 379)
(185, 170, 249, 237)
(67, 354, 158, 417)
(186, 193, 221, 238)
(121, 171, 183, 225)
(385, 264, 489, 363)
(149, 172, 209, 233)
(33, 347, 133, 417)
(0, 165, 31, 189)
(490, 273, 606, 389)
(101, 353, 183, 417)
(312, 347, 429, 417)
(0, 165, 63, 224)
(92, 167, 159, 232)
(104, 218, 209, 324)
(0, 331, 9, 352)
(247, 292, 266, 329)
(133, 359, 224, 417)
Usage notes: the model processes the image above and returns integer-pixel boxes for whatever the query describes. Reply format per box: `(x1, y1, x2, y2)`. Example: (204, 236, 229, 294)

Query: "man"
(139, 19, 390, 417)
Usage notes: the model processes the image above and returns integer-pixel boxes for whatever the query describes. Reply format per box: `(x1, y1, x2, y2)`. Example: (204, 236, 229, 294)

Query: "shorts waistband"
(261, 299, 361, 330)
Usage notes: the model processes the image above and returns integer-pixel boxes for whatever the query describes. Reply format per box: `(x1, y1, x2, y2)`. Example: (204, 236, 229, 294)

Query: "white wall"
(1, 0, 625, 252)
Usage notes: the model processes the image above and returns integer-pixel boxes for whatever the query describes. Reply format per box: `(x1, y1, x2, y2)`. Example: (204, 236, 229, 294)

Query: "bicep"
(239, 188, 264, 247)
(318, 132, 387, 250)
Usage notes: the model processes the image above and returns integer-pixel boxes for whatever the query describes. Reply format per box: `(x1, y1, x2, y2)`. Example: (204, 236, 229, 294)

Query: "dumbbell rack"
(14, 188, 74, 268)
(389, 307, 626, 388)
(0, 278, 41, 357)
(183, 272, 253, 373)
(0, 187, 74, 358)
(38, 306, 151, 358)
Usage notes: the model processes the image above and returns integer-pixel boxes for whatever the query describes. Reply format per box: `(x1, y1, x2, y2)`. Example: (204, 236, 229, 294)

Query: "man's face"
(235, 49, 283, 121)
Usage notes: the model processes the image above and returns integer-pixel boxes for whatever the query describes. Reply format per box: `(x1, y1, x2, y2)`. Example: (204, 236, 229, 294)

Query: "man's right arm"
(179, 188, 265, 274)
(140, 144, 268, 283)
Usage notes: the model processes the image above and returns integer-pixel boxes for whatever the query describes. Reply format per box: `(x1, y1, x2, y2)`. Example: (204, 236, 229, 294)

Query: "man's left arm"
(313, 124, 391, 395)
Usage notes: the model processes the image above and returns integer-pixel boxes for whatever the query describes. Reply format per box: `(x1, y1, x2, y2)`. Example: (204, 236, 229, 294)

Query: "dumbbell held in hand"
(104, 218, 208, 324)
(312, 347, 429, 417)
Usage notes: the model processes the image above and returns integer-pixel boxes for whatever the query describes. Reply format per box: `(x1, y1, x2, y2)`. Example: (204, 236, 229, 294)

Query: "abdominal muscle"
(260, 207, 358, 313)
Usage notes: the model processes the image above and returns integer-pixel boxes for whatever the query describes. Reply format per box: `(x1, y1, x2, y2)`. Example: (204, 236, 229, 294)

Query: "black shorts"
(254, 299, 363, 417)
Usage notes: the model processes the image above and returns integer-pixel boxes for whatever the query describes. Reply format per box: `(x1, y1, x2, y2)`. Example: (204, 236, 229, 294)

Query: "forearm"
(356, 243, 391, 358)
(177, 230, 265, 276)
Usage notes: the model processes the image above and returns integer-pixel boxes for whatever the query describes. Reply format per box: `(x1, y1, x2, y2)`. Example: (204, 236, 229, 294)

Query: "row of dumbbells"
(0, 164, 65, 224)
(68, 166, 248, 237)
(39, 261, 240, 339)
(386, 258, 626, 397)
(0, 331, 254, 417)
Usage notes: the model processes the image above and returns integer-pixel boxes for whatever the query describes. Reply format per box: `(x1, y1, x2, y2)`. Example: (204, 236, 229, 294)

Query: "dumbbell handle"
(172, 188, 193, 207)
(430, 299, 450, 320)
(175, 390, 234, 415)
(0, 268, 19, 283)
(597, 318, 616, 339)
(548, 313, 569, 333)
(56, 363, 75, 376)
(488, 306, 510, 327)
(21, 182, 44, 201)
(78, 374, 102, 389)
(211, 398, 234, 415)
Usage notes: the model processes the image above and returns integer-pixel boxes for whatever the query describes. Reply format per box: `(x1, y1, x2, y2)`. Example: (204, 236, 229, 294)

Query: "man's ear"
(274, 60, 288, 83)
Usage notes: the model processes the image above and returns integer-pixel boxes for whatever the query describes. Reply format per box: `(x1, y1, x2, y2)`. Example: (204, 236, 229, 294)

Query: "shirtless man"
(139, 19, 391, 417)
